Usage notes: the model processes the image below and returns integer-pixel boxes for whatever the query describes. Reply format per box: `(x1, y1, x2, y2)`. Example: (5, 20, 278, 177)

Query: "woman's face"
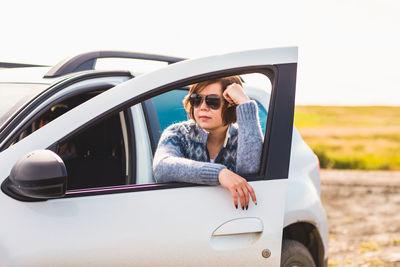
(193, 82, 226, 132)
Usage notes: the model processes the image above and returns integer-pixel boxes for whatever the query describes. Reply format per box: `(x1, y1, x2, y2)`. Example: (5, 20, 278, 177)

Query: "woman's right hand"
(223, 83, 250, 106)
(218, 168, 257, 210)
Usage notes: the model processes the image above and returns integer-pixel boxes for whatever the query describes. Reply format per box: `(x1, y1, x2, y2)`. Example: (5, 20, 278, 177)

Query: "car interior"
(14, 90, 128, 190)
(60, 113, 126, 190)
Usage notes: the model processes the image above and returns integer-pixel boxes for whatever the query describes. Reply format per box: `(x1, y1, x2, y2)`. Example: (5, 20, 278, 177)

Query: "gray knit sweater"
(153, 100, 264, 185)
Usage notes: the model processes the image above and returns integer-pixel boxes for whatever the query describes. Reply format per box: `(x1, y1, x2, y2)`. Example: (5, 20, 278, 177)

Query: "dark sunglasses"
(189, 93, 226, 110)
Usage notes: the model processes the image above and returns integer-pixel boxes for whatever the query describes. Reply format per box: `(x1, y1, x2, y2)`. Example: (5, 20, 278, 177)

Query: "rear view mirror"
(3, 150, 67, 201)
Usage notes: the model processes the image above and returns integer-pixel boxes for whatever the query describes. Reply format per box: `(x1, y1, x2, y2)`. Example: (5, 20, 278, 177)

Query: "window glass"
(10, 91, 103, 147)
(241, 73, 272, 94)
(148, 72, 272, 184)
(151, 89, 188, 131)
(256, 101, 268, 135)
(60, 111, 129, 190)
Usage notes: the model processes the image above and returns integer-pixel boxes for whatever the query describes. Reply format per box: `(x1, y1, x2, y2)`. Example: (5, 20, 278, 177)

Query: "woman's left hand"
(218, 168, 257, 210)
(223, 83, 250, 106)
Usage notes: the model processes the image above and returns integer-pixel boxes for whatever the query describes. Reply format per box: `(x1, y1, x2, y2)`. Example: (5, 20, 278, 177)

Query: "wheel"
(281, 239, 316, 267)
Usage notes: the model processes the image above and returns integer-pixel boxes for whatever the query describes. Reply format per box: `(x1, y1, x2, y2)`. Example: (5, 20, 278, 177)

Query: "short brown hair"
(183, 76, 243, 125)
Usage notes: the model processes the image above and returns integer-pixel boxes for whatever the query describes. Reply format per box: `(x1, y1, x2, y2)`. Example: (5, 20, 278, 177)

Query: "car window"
(59, 110, 133, 190)
(57, 72, 272, 193)
(10, 91, 104, 147)
(64, 73, 271, 192)
(151, 89, 189, 131)
(145, 72, 272, 185)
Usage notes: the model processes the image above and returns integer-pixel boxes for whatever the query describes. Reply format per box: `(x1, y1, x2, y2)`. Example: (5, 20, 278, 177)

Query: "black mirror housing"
(5, 150, 67, 200)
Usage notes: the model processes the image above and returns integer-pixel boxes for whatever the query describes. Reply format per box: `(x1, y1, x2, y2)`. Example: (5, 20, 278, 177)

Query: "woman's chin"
(197, 121, 214, 131)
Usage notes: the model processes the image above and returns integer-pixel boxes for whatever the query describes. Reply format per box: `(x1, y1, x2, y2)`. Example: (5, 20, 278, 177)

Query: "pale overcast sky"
(1, 0, 399, 105)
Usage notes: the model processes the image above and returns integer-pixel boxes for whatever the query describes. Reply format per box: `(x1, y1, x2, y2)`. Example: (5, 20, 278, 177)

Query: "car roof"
(0, 66, 138, 86)
(0, 67, 63, 85)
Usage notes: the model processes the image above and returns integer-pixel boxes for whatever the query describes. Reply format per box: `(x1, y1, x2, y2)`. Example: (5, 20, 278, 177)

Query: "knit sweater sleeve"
(235, 100, 264, 175)
(152, 124, 226, 185)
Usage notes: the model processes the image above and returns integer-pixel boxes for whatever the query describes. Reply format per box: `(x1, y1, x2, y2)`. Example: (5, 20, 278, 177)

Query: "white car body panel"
(283, 177, 329, 250)
(0, 47, 298, 265)
(0, 67, 54, 84)
(285, 128, 329, 253)
(1, 181, 287, 266)
(129, 104, 154, 184)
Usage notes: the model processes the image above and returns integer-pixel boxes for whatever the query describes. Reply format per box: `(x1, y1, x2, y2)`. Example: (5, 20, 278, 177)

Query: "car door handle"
(212, 217, 264, 236)
(210, 217, 264, 250)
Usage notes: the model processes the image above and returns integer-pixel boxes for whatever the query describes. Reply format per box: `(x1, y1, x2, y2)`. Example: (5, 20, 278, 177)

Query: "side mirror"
(4, 150, 67, 200)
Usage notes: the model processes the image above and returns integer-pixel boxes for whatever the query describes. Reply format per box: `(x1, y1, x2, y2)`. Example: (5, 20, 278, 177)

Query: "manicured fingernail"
(242, 206, 244, 210)
(255, 201, 258, 205)
(235, 205, 238, 209)
(246, 205, 248, 210)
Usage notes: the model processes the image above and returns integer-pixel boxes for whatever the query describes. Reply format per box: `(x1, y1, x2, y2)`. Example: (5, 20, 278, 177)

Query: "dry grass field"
(321, 170, 400, 266)
(294, 106, 400, 170)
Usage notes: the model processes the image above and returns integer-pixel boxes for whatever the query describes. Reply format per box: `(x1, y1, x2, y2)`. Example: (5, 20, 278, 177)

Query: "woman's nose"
(200, 98, 209, 110)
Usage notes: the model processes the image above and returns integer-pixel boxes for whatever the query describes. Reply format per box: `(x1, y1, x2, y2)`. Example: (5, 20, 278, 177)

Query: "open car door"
(0, 47, 297, 266)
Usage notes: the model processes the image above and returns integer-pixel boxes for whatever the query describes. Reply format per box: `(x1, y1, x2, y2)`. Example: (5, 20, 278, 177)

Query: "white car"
(0, 48, 328, 266)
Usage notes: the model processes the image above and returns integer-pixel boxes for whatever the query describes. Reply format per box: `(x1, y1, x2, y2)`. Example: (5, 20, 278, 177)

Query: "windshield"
(0, 83, 47, 127)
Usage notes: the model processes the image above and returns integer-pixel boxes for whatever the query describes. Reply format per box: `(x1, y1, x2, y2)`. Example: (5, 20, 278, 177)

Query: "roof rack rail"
(43, 51, 186, 78)
(0, 62, 48, 68)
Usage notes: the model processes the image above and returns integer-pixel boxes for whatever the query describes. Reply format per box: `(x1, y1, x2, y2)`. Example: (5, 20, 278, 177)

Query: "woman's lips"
(199, 116, 211, 120)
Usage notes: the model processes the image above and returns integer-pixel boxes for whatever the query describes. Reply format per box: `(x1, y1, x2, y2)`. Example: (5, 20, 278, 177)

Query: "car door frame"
(61, 64, 296, 198)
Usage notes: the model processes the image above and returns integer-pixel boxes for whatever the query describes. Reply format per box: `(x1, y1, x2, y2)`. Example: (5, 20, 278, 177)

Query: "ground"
(321, 170, 400, 266)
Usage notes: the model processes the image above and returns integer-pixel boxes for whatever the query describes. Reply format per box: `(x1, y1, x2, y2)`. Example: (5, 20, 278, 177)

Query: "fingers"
(223, 84, 237, 104)
(240, 185, 250, 209)
(229, 186, 252, 210)
(219, 169, 257, 210)
(236, 187, 246, 210)
(246, 183, 257, 205)
(230, 189, 238, 209)
(223, 83, 249, 105)
(234, 181, 251, 210)
(222, 89, 234, 104)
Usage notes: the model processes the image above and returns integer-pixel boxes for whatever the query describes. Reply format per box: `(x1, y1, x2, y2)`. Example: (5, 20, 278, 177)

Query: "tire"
(280, 239, 316, 267)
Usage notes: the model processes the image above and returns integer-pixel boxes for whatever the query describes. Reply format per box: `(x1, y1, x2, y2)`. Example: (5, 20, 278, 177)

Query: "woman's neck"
(207, 125, 229, 145)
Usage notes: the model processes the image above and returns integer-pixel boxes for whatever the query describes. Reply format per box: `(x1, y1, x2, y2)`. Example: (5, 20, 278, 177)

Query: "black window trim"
(141, 100, 162, 155)
(123, 109, 136, 184)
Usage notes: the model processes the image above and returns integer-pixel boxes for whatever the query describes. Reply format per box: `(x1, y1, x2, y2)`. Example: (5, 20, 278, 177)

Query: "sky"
(1, 0, 399, 105)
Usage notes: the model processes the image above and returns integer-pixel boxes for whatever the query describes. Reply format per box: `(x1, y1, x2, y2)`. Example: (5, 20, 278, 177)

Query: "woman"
(153, 76, 263, 210)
